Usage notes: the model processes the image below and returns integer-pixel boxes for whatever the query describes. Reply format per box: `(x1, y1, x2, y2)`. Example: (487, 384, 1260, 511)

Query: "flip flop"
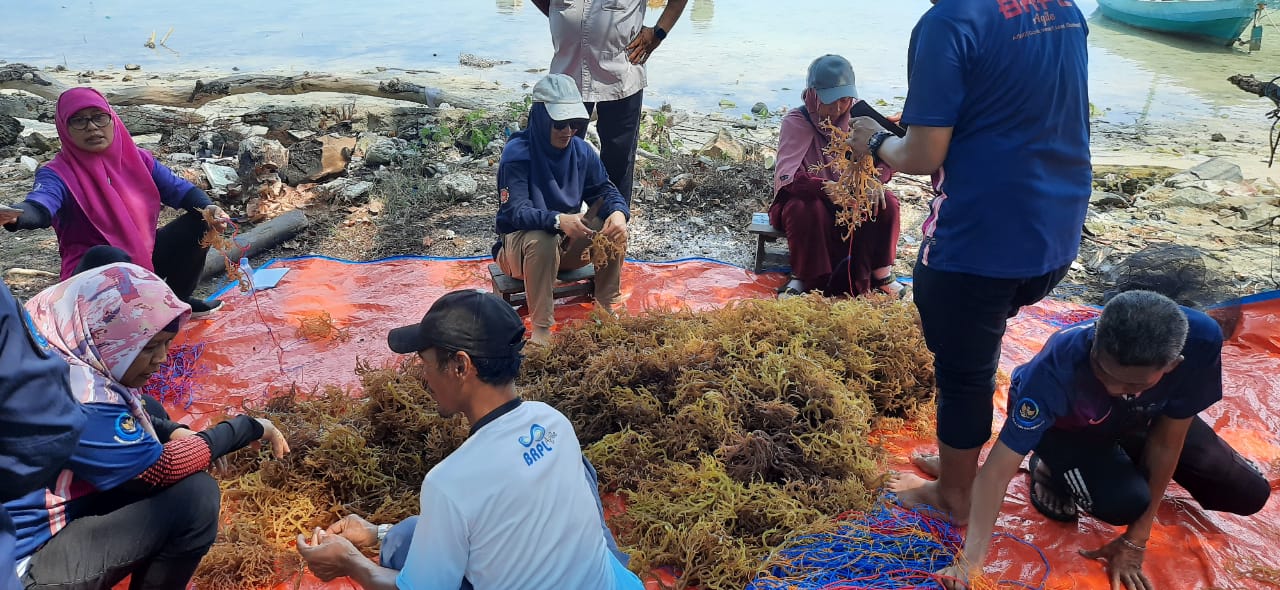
(1027, 454, 1079, 522)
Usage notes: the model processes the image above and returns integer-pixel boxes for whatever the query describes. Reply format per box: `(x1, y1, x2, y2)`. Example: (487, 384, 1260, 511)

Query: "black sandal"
(872, 273, 909, 300)
(778, 276, 805, 298)
(1027, 454, 1079, 522)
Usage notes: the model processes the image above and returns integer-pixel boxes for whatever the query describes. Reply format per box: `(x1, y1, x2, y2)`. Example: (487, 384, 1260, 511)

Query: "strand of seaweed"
(199, 296, 935, 590)
(808, 121, 885, 241)
(584, 231, 626, 268)
(200, 209, 248, 291)
(748, 496, 1050, 590)
(295, 311, 351, 343)
(195, 364, 472, 590)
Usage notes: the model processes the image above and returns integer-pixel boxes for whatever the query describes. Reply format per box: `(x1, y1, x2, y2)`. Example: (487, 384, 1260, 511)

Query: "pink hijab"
(774, 88, 852, 195)
(25, 263, 190, 439)
(46, 88, 162, 279)
(774, 88, 892, 196)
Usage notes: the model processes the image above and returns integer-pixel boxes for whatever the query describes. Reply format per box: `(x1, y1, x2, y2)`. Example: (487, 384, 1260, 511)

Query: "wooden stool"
(488, 263, 596, 306)
(748, 214, 787, 273)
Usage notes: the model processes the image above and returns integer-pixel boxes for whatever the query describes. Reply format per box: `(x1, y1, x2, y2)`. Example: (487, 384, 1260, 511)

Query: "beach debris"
(0, 114, 20, 146)
(201, 162, 240, 197)
(458, 53, 511, 69)
(698, 128, 746, 161)
(22, 132, 56, 154)
(438, 172, 478, 200)
(1165, 157, 1244, 186)
(283, 135, 355, 184)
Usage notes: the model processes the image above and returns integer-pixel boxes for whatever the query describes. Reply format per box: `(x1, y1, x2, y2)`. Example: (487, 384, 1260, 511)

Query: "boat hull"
(1096, 0, 1255, 46)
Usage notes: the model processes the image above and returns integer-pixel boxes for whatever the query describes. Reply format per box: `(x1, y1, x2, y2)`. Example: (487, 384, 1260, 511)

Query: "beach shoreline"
(2, 63, 1278, 304)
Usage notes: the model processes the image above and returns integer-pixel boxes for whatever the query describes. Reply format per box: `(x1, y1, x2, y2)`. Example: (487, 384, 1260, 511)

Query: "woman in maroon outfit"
(771, 55, 905, 297)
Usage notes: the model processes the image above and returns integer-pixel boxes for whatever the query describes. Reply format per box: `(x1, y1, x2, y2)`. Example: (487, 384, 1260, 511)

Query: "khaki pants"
(496, 203, 625, 330)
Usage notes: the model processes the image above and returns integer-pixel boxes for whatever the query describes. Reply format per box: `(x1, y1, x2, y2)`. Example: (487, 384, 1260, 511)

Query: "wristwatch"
(867, 130, 893, 160)
(553, 214, 562, 232)
(377, 523, 392, 543)
(653, 25, 668, 41)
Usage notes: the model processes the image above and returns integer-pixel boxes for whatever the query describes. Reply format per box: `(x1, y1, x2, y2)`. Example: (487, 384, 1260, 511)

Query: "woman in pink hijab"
(7, 262, 289, 590)
(0, 87, 228, 317)
(772, 55, 905, 298)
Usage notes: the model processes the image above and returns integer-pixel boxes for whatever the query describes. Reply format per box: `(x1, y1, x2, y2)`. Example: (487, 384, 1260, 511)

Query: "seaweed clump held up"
(521, 294, 935, 589)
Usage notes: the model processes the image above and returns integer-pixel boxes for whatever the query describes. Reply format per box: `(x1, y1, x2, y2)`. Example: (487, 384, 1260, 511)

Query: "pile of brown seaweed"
(196, 295, 934, 590)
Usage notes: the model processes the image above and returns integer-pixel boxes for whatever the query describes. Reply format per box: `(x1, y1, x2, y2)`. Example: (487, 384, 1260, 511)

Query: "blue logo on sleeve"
(19, 306, 52, 357)
(1012, 399, 1046, 430)
(114, 413, 146, 443)
(519, 423, 557, 466)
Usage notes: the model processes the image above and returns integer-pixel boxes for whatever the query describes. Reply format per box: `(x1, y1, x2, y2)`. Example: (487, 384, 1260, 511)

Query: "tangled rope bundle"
(749, 496, 1050, 590)
(809, 121, 886, 240)
(140, 343, 208, 409)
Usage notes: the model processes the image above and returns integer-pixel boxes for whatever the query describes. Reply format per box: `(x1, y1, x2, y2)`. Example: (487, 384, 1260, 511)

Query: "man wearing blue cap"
(847, 0, 1092, 537)
(296, 290, 641, 590)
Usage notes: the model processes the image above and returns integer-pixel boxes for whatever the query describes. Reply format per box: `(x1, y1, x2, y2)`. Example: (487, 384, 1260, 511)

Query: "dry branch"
(0, 64, 480, 110)
(1228, 73, 1279, 100)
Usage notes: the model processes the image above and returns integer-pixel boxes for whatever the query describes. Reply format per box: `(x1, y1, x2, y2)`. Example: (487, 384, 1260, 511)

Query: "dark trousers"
(152, 211, 211, 302)
(581, 90, 643, 206)
(20, 472, 221, 590)
(769, 175, 901, 295)
(74, 211, 210, 302)
(913, 262, 1070, 450)
(1035, 417, 1271, 525)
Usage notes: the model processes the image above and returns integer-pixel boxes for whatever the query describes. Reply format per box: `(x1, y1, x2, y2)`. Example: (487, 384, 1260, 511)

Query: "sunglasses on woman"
(67, 113, 113, 131)
(552, 119, 589, 132)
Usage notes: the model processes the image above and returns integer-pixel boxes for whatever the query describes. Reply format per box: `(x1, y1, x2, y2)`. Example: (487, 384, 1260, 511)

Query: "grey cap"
(807, 54, 858, 104)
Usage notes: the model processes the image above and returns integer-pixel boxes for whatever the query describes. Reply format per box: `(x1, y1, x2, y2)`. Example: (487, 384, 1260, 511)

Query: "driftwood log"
(1228, 73, 1279, 103)
(0, 63, 480, 110)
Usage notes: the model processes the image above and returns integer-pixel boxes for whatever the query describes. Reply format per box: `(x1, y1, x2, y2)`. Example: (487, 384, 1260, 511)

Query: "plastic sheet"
(159, 256, 1279, 589)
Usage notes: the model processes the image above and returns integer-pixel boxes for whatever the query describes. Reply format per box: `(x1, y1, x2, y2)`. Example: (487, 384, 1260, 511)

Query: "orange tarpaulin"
(159, 256, 1279, 589)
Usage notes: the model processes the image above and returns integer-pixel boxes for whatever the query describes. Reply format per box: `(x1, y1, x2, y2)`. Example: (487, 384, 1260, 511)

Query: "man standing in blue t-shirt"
(937, 291, 1269, 589)
(847, 0, 1092, 524)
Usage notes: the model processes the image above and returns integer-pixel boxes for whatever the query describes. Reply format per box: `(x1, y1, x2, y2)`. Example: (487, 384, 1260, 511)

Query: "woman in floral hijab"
(6, 263, 288, 590)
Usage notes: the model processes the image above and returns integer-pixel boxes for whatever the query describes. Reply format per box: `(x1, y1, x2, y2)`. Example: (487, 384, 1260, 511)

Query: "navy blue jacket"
(0, 280, 86, 589)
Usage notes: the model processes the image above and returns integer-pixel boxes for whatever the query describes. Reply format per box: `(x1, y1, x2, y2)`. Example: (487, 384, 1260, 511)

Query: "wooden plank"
(488, 263, 524, 295)
(747, 222, 783, 238)
(488, 263, 596, 295)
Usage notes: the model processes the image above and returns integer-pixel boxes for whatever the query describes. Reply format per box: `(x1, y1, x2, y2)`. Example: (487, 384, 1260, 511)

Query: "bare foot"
(887, 471, 968, 525)
(911, 453, 941, 478)
(530, 327, 553, 345)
